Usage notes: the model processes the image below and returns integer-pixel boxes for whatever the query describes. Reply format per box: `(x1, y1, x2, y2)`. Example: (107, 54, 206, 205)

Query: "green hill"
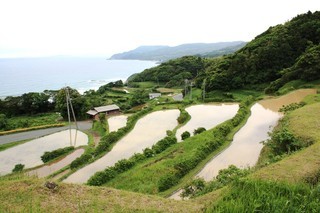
(129, 11, 320, 93)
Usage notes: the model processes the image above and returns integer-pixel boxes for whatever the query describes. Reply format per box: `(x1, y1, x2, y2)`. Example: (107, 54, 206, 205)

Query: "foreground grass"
(0, 175, 203, 212)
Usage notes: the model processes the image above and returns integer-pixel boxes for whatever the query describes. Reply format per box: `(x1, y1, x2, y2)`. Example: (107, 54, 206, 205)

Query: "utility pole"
(202, 79, 206, 101)
(65, 87, 78, 147)
(189, 81, 193, 100)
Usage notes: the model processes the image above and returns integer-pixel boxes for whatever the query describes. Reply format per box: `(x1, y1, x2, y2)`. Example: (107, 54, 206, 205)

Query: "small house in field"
(86, 104, 120, 119)
(149, 93, 161, 99)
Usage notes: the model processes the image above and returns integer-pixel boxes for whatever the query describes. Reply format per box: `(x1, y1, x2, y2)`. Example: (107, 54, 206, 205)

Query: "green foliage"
(0, 114, 7, 130)
(158, 173, 179, 192)
(152, 137, 177, 154)
(265, 127, 306, 156)
(12, 164, 24, 173)
(181, 165, 250, 198)
(203, 11, 320, 93)
(177, 109, 190, 124)
(181, 131, 191, 140)
(70, 153, 93, 169)
(193, 127, 206, 135)
(87, 168, 117, 186)
(209, 179, 320, 212)
(279, 102, 306, 113)
(1, 113, 63, 132)
(0, 92, 54, 117)
(55, 87, 89, 120)
(41, 146, 75, 163)
(128, 56, 205, 87)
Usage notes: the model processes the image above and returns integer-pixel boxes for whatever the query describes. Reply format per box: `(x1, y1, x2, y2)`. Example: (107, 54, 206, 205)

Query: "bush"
(265, 127, 304, 155)
(143, 148, 154, 158)
(152, 137, 177, 154)
(177, 109, 190, 124)
(70, 153, 93, 169)
(158, 173, 179, 192)
(12, 164, 24, 173)
(114, 159, 135, 173)
(41, 146, 74, 163)
(87, 168, 117, 186)
(181, 131, 191, 140)
(193, 127, 206, 135)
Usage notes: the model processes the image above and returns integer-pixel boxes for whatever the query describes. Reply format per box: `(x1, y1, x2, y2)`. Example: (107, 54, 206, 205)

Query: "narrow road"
(0, 121, 92, 145)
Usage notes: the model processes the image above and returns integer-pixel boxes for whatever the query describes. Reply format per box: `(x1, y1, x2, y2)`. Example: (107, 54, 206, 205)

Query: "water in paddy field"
(0, 57, 157, 98)
(64, 109, 180, 184)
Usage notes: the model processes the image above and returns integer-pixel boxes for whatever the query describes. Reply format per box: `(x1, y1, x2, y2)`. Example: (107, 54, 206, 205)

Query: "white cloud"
(0, 0, 319, 57)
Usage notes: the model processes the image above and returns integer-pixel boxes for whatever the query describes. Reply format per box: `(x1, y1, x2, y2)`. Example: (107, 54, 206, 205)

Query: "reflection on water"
(176, 104, 239, 142)
(196, 103, 281, 181)
(27, 148, 85, 178)
(64, 110, 180, 184)
(197, 89, 316, 181)
(108, 115, 128, 132)
(0, 129, 88, 176)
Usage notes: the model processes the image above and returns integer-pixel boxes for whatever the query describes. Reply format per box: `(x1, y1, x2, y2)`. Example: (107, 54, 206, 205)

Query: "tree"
(55, 87, 89, 120)
(0, 114, 7, 130)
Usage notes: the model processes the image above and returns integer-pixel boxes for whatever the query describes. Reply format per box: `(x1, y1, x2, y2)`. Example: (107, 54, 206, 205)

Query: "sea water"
(0, 57, 157, 98)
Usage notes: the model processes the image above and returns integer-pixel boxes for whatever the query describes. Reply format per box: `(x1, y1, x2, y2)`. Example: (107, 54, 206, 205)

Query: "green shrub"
(177, 109, 190, 124)
(12, 164, 24, 173)
(158, 173, 179, 192)
(152, 137, 177, 154)
(114, 159, 135, 173)
(181, 131, 191, 140)
(41, 146, 74, 163)
(193, 127, 206, 135)
(70, 153, 93, 169)
(265, 127, 304, 155)
(87, 168, 117, 186)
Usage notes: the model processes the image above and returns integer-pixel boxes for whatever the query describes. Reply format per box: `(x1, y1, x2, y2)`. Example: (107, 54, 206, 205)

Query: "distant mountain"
(109, 41, 246, 61)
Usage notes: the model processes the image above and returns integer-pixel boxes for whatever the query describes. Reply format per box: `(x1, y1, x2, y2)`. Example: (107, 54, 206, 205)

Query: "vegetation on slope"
(129, 11, 320, 94)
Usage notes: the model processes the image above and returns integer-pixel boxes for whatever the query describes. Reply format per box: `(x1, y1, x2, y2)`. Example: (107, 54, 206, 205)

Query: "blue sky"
(0, 0, 319, 58)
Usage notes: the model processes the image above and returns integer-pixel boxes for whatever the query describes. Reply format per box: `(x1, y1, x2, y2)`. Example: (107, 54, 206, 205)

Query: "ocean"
(0, 57, 157, 98)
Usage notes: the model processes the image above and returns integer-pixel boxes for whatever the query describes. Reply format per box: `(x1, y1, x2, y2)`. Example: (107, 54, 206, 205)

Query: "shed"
(86, 104, 120, 119)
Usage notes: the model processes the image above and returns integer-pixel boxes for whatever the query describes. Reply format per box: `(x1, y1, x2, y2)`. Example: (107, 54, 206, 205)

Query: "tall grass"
(208, 179, 320, 212)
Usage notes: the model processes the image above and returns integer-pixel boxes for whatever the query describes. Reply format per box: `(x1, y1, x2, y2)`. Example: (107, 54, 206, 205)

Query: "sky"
(0, 0, 319, 58)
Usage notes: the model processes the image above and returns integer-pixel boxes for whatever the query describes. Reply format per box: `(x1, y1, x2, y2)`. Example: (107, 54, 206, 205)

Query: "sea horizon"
(0, 57, 157, 98)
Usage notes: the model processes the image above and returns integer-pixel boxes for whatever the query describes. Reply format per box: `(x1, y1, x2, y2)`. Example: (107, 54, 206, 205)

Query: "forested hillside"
(129, 11, 320, 93)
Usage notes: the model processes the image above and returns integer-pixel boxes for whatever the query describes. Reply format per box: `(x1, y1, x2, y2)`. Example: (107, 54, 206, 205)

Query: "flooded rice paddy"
(27, 148, 85, 178)
(64, 109, 180, 184)
(0, 129, 88, 176)
(176, 104, 239, 141)
(108, 115, 128, 132)
(170, 89, 316, 199)
(197, 89, 316, 181)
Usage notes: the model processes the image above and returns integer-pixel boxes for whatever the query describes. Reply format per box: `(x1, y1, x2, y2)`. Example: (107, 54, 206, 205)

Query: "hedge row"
(41, 146, 75, 163)
(70, 107, 153, 170)
(0, 123, 65, 136)
(87, 136, 177, 186)
(157, 97, 254, 191)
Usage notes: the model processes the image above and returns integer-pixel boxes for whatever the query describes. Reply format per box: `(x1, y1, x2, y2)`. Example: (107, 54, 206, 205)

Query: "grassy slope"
(0, 175, 203, 212)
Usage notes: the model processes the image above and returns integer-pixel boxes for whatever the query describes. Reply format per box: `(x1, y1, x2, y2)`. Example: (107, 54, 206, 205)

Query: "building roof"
(86, 109, 98, 116)
(149, 93, 161, 96)
(94, 104, 120, 113)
